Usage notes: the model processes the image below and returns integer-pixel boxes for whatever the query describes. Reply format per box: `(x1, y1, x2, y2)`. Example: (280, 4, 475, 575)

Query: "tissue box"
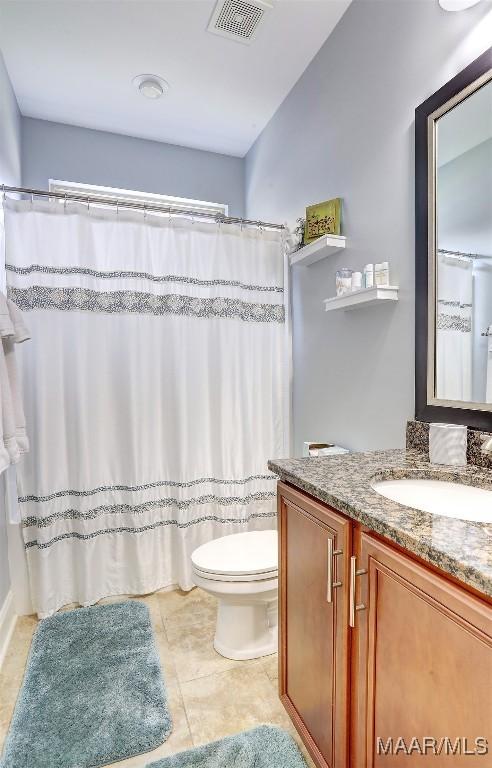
(303, 442, 350, 457)
(429, 423, 467, 466)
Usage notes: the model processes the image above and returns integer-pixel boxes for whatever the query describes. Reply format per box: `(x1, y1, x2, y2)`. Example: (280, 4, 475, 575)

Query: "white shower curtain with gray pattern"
(4, 199, 289, 617)
(436, 253, 473, 402)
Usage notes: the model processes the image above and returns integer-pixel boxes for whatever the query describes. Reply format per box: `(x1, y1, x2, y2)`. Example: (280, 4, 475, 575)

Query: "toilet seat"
(191, 530, 277, 581)
(192, 566, 278, 583)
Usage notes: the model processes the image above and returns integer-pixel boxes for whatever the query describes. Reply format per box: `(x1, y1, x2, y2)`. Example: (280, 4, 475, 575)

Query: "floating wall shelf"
(323, 285, 399, 312)
(290, 234, 346, 267)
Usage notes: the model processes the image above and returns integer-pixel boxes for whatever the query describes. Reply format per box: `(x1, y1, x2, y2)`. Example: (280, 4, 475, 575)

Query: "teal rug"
(0, 600, 172, 768)
(145, 726, 307, 768)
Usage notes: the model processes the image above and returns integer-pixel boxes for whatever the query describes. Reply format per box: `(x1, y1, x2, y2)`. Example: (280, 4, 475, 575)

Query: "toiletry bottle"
(351, 271, 362, 291)
(363, 264, 374, 288)
(375, 262, 389, 286)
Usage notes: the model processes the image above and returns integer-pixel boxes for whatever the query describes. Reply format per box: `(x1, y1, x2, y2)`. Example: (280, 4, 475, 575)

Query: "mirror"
(434, 77, 492, 407)
(431, 80, 492, 409)
(415, 48, 492, 430)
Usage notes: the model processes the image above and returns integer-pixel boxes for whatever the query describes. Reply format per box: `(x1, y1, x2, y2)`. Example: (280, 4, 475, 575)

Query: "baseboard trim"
(0, 590, 17, 669)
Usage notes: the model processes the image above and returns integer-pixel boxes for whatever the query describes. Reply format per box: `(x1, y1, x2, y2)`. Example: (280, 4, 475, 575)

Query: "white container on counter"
(429, 423, 467, 466)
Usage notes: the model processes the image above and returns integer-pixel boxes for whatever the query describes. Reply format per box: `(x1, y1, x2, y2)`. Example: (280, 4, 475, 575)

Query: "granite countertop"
(268, 449, 492, 597)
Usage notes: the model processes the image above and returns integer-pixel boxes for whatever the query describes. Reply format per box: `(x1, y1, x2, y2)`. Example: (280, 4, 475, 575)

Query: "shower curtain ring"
(144, 205, 147, 220)
(116, 200, 119, 216)
(30, 192, 34, 206)
(64, 194, 67, 212)
(87, 197, 90, 212)
(1, 184, 5, 203)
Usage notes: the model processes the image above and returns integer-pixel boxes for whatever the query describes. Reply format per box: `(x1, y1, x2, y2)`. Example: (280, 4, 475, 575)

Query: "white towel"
(3, 336, 29, 454)
(0, 293, 30, 475)
(7, 299, 30, 343)
(486, 325, 492, 404)
(0, 338, 20, 471)
(0, 292, 14, 339)
(4, 464, 21, 524)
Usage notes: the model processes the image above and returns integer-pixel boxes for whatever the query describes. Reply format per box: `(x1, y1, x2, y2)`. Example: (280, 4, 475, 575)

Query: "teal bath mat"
(0, 601, 172, 768)
(146, 725, 307, 768)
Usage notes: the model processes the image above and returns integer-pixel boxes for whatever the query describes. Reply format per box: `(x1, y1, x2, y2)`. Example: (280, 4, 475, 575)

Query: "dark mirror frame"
(415, 46, 492, 431)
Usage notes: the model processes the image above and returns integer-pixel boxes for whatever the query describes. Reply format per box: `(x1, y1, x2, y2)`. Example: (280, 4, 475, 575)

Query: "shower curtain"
(436, 253, 473, 402)
(4, 199, 289, 616)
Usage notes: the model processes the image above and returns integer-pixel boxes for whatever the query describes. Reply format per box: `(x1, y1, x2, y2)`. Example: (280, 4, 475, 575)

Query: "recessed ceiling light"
(132, 74, 169, 100)
(140, 80, 163, 99)
(439, 0, 481, 11)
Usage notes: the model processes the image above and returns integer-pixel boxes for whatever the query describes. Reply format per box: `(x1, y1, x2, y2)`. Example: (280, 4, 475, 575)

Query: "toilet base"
(214, 594, 278, 660)
(192, 572, 278, 661)
(214, 631, 277, 661)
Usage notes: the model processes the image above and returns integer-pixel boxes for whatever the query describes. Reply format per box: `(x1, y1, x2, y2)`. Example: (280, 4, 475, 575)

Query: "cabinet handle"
(349, 555, 367, 627)
(326, 538, 343, 603)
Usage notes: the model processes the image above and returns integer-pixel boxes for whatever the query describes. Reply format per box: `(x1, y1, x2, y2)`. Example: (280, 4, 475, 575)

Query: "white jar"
(336, 268, 353, 296)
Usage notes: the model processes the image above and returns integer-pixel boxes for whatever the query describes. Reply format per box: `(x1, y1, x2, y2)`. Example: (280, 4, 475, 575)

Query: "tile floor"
(0, 588, 315, 768)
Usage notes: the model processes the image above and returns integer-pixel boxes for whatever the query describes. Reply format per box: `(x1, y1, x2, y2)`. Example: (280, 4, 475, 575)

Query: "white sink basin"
(371, 478, 492, 523)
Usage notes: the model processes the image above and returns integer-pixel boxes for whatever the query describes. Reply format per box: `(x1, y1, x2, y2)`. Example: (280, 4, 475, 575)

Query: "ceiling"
(0, 0, 351, 157)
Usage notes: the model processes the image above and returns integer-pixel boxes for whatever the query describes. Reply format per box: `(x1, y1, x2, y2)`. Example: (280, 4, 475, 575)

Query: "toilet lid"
(191, 530, 277, 578)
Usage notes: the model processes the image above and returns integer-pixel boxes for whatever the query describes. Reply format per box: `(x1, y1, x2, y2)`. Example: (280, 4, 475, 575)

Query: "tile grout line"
(156, 593, 204, 749)
(175, 675, 196, 747)
(176, 654, 266, 687)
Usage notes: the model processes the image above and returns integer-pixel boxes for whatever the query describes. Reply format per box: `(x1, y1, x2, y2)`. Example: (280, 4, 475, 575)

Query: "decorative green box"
(304, 198, 341, 244)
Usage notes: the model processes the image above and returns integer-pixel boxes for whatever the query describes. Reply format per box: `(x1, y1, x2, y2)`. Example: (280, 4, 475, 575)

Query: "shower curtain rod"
(438, 247, 492, 260)
(1, 185, 285, 232)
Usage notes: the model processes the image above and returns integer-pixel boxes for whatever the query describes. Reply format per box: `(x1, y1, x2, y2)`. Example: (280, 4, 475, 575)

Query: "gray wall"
(0, 52, 21, 188)
(245, 0, 491, 455)
(22, 118, 245, 216)
(0, 50, 22, 606)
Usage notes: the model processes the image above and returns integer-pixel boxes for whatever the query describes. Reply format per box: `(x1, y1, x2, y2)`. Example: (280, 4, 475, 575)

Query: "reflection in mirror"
(435, 78, 492, 406)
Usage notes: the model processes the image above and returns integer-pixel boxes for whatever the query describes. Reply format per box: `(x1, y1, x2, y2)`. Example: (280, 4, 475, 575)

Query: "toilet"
(191, 530, 278, 661)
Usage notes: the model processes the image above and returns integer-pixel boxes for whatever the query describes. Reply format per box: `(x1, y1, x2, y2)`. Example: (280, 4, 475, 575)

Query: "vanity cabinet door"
(352, 532, 492, 768)
(278, 482, 351, 768)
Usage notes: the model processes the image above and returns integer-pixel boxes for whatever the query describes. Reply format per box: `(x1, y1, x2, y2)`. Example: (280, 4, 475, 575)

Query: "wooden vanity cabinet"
(352, 532, 492, 768)
(277, 482, 492, 768)
(278, 482, 351, 768)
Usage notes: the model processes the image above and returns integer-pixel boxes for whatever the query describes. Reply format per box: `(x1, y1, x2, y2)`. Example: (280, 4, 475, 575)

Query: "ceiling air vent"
(207, 0, 273, 44)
